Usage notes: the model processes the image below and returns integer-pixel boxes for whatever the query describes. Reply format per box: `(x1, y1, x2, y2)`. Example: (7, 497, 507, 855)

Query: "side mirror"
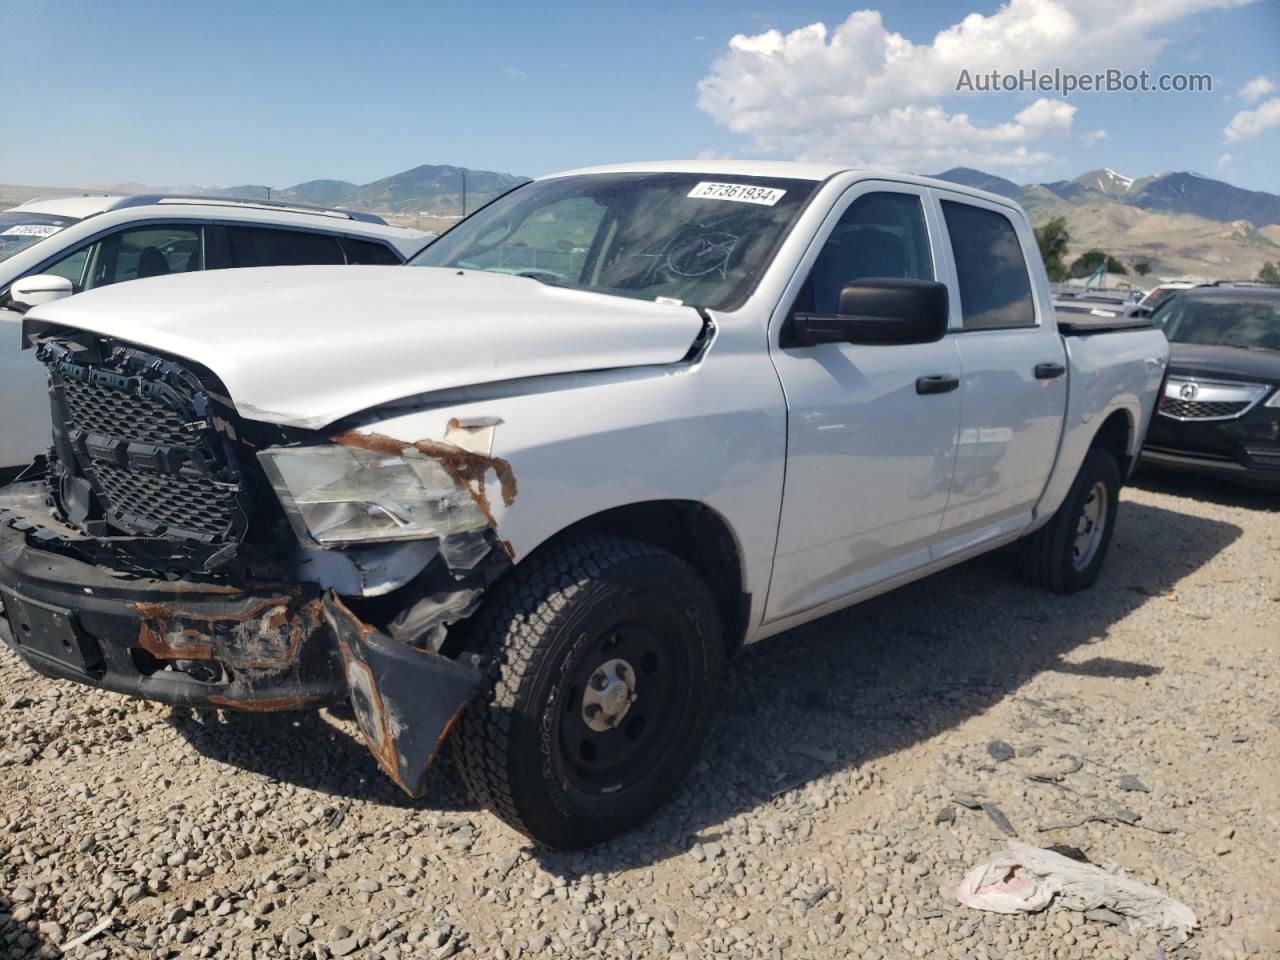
(788, 278, 949, 347)
(9, 274, 74, 310)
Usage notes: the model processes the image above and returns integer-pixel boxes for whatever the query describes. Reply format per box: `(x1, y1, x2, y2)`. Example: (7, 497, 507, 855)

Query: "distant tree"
(1068, 249, 1107, 278)
(1067, 249, 1128, 278)
(1035, 217, 1070, 281)
(1134, 262, 1152, 276)
(1258, 262, 1280, 286)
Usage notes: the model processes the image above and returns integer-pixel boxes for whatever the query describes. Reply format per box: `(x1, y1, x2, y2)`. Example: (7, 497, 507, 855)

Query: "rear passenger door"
(930, 193, 1067, 557)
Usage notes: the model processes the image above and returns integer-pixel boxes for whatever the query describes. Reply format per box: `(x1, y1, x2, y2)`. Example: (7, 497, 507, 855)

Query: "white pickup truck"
(0, 162, 1167, 848)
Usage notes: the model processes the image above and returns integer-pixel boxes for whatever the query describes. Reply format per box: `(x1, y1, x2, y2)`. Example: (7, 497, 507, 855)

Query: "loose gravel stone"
(1, 475, 1277, 959)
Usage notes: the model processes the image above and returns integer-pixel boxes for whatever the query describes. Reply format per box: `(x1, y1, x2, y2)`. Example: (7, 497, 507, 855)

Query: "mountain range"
(931, 167, 1280, 280)
(4, 161, 1277, 280)
(932, 167, 1280, 227)
(206, 164, 528, 216)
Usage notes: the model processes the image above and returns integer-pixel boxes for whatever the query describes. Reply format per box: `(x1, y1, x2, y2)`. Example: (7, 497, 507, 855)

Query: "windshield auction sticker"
(687, 182, 786, 206)
(0, 224, 61, 237)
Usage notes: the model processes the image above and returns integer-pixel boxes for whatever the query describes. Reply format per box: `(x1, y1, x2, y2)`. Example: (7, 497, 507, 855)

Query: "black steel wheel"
(452, 535, 724, 848)
(1021, 447, 1122, 594)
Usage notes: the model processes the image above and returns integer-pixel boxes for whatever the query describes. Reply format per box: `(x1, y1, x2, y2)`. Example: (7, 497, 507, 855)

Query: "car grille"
(92, 462, 239, 538)
(1157, 377, 1270, 422)
(1158, 396, 1250, 420)
(39, 337, 251, 544)
(60, 373, 205, 447)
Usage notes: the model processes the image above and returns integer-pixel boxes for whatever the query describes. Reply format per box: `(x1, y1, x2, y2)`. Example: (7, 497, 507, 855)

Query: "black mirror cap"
(787, 278, 950, 347)
(837, 278, 949, 344)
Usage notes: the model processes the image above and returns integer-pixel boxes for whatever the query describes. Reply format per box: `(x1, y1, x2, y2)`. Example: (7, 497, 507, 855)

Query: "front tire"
(452, 536, 724, 848)
(1021, 447, 1121, 594)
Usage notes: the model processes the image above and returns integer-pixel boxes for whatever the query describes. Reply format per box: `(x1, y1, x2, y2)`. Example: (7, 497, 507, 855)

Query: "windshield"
(1154, 295, 1280, 350)
(0, 211, 78, 265)
(409, 172, 819, 310)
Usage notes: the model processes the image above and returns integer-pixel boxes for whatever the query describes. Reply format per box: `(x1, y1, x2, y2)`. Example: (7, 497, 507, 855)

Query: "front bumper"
(0, 484, 485, 795)
(1143, 405, 1280, 489)
(1139, 446, 1280, 488)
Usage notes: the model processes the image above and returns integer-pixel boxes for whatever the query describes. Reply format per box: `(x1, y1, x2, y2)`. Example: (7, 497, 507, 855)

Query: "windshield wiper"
(513, 270, 567, 288)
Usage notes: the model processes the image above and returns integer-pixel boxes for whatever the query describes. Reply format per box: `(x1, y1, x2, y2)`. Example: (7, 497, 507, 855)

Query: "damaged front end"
(0, 329, 515, 796)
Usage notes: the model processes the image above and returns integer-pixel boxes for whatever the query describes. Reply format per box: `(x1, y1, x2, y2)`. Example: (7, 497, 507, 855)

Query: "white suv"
(0, 195, 430, 476)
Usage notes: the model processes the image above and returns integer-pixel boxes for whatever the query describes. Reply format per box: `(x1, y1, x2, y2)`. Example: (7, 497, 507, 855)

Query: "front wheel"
(1021, 448, 1121, 594)
(452, 536, 724, 848)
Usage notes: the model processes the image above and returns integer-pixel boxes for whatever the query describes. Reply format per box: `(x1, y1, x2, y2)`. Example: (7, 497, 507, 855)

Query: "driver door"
(765, 183, 962, 622)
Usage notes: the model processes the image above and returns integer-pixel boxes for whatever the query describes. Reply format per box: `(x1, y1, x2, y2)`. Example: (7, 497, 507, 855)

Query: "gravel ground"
(1, 471, 1276, 960)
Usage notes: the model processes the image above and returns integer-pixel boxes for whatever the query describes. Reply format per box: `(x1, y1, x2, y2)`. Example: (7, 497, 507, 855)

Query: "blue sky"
(2, 0, 1277, 191)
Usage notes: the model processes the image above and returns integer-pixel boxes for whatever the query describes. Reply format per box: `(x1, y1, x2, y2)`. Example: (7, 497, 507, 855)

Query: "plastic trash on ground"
(956, 840, 1198, 939)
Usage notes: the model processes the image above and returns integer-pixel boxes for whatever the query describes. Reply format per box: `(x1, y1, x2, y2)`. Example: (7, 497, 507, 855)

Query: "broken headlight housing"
(258, 445, 487, 545)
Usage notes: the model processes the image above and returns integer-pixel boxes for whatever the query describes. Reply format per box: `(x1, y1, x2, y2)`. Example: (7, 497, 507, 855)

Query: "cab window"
(794, 192, 934, 315)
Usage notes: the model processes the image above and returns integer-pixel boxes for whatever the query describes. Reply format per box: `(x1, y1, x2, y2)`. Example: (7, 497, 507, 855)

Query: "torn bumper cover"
(0, 488, 485, 796)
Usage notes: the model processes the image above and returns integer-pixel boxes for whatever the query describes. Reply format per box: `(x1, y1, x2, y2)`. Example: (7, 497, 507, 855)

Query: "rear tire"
(1021, 448, 1121, 594)
(452, 535, 724, 848)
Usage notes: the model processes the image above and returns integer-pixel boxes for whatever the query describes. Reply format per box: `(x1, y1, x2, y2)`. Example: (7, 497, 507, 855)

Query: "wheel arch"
(512, 499, 751, 659)
(1089, 407, 1137, 478)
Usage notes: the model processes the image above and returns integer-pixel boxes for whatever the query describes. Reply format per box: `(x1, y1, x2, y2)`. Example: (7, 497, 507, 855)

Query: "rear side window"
(340, 237, 402, 265)
(941, 200, 1036, 330)
(227, 227, 344, 267)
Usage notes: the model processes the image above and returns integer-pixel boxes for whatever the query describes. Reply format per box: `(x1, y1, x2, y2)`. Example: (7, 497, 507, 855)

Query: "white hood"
(26, 266, 705, 429)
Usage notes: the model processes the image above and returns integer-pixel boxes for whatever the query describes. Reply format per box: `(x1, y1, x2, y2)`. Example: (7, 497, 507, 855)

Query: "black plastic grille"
(43, 337, 249, 545)
(1158, 397, 1249, 420)
(92, 462, 237, 538)
(60, 374, 202, 446)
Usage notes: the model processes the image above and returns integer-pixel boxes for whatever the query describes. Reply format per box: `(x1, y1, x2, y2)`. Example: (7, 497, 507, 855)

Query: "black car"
(1141, 287, 1280, 488)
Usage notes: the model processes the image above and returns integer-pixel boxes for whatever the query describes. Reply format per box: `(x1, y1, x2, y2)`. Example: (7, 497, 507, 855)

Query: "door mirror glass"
(9, 274, 75, 310)
(789, 278, 949, 346)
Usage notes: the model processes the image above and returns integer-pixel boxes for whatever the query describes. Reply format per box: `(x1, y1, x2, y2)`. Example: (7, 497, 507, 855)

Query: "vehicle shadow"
(165, 701, 479, 812)
(532, 496, 1241, 872)
(1130, 466, 1278, 512)
(168, 497, 1241, 862)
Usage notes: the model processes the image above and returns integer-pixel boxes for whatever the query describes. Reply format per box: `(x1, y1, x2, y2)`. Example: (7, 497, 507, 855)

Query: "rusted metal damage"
(206, 693, 321, 712)
(323, 592, 485, 797)
(133, 591, 331, 708)
(330, 428, 518, 559)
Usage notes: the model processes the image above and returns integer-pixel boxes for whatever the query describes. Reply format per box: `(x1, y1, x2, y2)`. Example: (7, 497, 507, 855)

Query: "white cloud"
(1239, 75, 1276, 102)
(1224, 97, 1280, 142)
(504, 67, 528, 81)
(1218, 152, 1233, 168)
(1082, 129, 1109, 144)
(698, 0, 1254, 172)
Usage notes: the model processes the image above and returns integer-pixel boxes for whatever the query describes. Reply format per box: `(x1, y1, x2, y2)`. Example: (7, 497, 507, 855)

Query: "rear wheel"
(452, 535, 724, 848)
(1021, 448, 1121, 594)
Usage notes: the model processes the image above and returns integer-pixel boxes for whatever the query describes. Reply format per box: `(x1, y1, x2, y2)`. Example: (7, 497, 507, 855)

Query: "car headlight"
(258, 445, 487, 545)
(1267, 388, 1280, 408)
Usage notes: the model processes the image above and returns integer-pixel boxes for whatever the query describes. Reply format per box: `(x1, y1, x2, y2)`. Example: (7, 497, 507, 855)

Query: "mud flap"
(322, 592, 486, 797)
